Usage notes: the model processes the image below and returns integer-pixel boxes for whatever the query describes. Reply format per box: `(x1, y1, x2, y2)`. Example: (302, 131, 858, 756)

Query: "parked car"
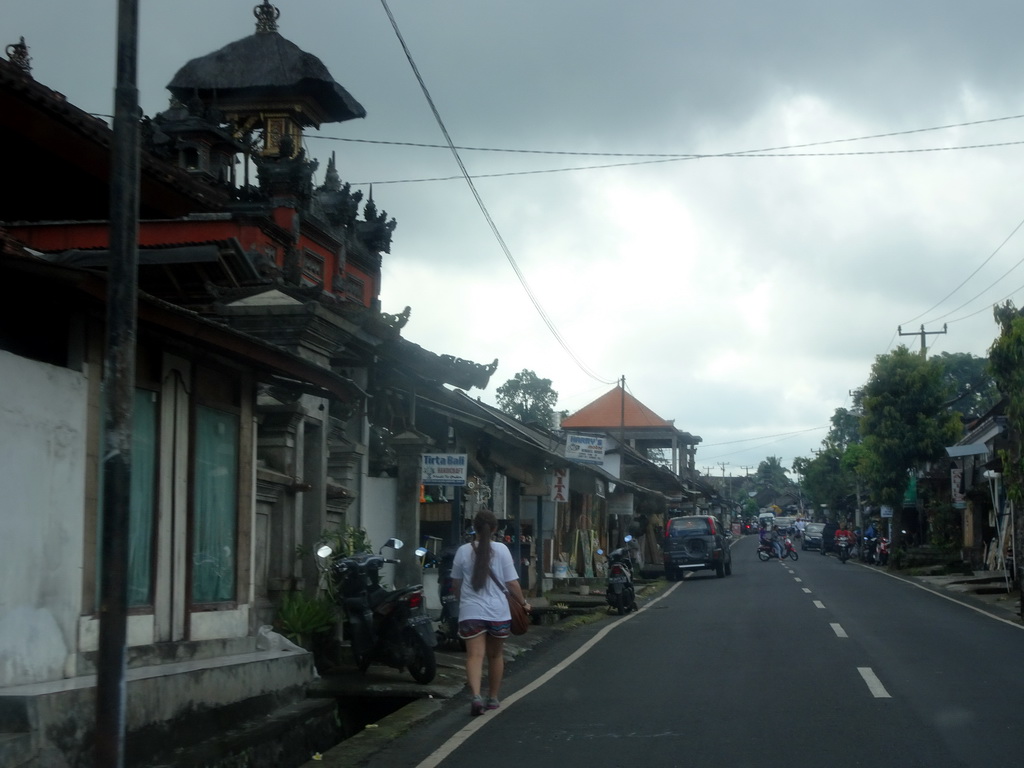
(662, 515, 732, 579)
(802, 522, 825, 551)
(818, 522, 840, 554)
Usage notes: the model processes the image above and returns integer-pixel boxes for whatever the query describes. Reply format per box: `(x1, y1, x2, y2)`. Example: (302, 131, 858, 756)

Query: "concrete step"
(135, 696, 338, 768)
(0, 733, 34, 768)
(0, 648, 316, 768)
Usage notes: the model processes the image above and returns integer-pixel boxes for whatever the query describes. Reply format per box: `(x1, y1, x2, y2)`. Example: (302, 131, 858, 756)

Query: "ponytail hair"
(470, 509, 498, 591)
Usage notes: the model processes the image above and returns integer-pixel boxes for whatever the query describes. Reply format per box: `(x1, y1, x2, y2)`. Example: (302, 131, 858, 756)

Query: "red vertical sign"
(551, 468, 569, 502)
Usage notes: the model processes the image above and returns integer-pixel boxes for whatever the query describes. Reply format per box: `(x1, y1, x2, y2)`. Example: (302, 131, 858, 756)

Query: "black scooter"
(603, 535, 638, 615)
(317, 537, 437, 684)
(418, 545, 463, 650)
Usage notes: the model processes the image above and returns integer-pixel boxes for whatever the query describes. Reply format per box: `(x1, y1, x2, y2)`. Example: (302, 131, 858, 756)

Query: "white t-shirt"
(451, 540, 518, 622)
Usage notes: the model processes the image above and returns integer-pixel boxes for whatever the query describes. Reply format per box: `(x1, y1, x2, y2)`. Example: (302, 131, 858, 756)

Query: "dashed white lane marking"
(831, 623, 848, 638)
(813, 600, 825, 609)
(794, 577, 802, 582)
(858, 667, 892, 698)
(802, 588, 812, 594)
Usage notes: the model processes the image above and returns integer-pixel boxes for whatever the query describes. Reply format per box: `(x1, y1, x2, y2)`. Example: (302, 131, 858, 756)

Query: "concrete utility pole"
(717, 461, 730, 477)
(898, 323, 947, 358)
(95, 1, 140, 765)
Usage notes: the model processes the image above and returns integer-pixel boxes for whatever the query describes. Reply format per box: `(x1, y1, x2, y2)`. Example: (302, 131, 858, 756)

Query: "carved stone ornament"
(254, 1, 280, 33)
(5, 37, 31, 74)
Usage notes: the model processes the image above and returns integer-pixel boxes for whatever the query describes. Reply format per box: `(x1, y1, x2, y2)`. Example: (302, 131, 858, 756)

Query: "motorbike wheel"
(616, 594, 627, 615)
(404, 628, 437, 685)
(788, 550, 799, 561)
(757, 549, 770, 561)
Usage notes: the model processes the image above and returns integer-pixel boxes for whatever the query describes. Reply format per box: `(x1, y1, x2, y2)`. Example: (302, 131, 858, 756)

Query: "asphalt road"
(355, 535, 1024, 768)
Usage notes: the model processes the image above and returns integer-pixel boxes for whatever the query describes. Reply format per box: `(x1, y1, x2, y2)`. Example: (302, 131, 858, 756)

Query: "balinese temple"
(0, 6, 499, 765)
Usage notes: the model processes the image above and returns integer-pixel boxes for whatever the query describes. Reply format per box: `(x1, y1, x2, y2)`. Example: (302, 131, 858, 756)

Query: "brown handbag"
(489, 570, 530, 635)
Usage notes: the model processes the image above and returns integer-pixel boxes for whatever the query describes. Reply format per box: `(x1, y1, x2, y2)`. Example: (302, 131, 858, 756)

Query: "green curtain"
(192, 405, 238, 603)
(127, 390, 157, 607)
(96, 388, 158, 609)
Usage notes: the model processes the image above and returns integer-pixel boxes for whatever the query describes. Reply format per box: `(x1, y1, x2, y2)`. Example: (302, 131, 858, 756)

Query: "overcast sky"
(6, 0, 1024, 478)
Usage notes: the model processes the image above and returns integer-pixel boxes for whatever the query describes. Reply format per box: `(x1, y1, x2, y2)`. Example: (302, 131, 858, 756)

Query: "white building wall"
(362, 476, 398, 581)
(0, 350, 88, 686)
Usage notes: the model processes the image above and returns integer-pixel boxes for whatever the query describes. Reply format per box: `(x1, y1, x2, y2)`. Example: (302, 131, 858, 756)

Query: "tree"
(495, 369, 559, 429)
(859, 346, 962, 548)
(755, 455, 791, 500)
(828, 407, 861, 450)
(933, 351, 1000, 420)
(987, 301, 1024, 616)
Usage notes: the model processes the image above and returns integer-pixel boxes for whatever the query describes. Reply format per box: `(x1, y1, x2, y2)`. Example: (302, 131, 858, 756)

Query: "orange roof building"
(561, 385, 701, 479)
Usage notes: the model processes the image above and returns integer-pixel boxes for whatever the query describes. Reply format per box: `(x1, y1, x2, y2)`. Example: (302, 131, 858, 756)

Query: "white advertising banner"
(565, 433, 605, 466)
(421, 453, 468, 485)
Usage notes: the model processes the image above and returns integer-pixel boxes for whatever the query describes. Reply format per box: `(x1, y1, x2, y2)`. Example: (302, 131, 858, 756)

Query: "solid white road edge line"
(858, 667, 892, 698)
(868, 565, 1024, 631)
(414, 580, 684, 768)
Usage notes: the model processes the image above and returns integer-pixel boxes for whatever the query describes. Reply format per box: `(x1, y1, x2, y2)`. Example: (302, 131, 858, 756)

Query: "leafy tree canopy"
(933, 351, 999, 420)
(495, 369, 559, 430)
(859, 346, 961, 508)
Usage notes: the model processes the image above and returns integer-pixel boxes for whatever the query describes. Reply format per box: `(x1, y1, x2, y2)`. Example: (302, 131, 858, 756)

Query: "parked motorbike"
(317, 537, 437, 684)
(876, 536, 890, 566)
(419, 545, 463, 649)
(602, 536, 638, 615)
(835, 534, 852, 563)
(861, 535, 878, 563)
(757, 535, 799, 561)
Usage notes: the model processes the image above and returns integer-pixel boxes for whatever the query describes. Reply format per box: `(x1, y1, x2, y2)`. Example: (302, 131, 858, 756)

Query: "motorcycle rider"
(834, 521, 854, 554)
(760, 521, 784, 560)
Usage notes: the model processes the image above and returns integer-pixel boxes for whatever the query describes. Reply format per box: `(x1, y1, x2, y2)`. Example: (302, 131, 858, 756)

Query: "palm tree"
(756, 456, 791, 499)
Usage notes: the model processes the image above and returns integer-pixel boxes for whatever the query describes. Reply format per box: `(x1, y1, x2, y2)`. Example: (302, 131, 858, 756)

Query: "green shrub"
(275, 591, 337, 649)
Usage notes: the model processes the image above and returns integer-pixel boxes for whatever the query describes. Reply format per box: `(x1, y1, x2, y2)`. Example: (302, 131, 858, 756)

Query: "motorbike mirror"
(382, 537, 404, 552)
(316, 544, 334, 559)
(414, 547, 428, 557)
(623, 535, 633, 543)
(596, 548, 604, 555)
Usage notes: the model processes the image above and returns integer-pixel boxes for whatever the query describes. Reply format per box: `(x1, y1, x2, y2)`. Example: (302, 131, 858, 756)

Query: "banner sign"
(951, 466, 966, 509)
(551, 468, 569, 502)
(565, 433, 605, 465)
(421, 453, 468, 485)
(608, 492, 633, 516)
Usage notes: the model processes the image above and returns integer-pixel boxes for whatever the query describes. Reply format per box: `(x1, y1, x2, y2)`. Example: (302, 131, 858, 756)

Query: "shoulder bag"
(488, 570, 530, 635)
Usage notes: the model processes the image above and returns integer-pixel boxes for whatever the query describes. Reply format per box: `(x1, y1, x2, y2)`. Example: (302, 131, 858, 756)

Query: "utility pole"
(717, 461, 730, 477)
(740, 466, 753, 476)
(898, 324, 947, 358)
(96, 1, 141, 765)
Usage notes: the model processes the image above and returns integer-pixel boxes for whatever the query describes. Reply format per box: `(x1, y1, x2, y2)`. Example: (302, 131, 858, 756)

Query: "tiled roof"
(561, 386, 674, 429)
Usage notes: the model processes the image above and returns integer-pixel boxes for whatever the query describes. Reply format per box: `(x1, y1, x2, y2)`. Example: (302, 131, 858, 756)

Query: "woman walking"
(451, 510, 531, 715)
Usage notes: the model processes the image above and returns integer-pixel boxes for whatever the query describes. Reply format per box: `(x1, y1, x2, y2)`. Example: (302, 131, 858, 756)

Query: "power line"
(902, 214, 1024, 326)
(349, 139, 1024, 186)
(378, 0, 614, 386)
(311, 112, 1024, 159)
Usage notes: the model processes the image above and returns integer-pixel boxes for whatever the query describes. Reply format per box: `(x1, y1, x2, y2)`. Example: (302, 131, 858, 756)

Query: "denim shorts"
(458, 619, 511, 640)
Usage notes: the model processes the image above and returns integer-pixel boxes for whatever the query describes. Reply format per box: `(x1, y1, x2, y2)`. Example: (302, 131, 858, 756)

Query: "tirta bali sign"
(421, 453, 468, 485)
(565, 433, 605, 466)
